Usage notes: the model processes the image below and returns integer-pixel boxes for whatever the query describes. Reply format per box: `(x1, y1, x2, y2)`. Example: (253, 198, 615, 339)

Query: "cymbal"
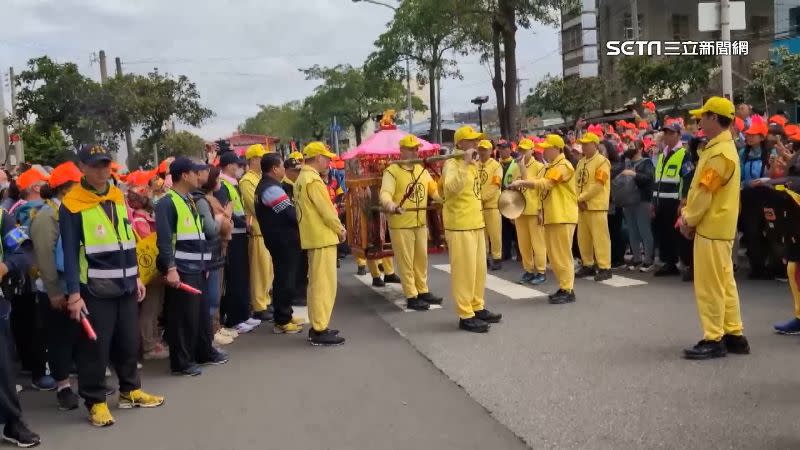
(499, 189, 525, 219)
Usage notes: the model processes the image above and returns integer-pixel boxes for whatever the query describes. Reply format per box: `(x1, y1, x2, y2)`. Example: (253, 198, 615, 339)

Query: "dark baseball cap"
(661, 122, 682, 133)
(78, 144, 113, 166)
(219, 151, 245, 167)
(497, 139, 511, 148)
(169, 156, 208, 179)
(284, 158, 301, 170)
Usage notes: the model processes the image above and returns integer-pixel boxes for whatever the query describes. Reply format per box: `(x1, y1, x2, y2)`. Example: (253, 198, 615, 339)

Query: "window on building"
(750, 15, 770, 39)
(790, 7, 800, 37)
(562, 26, 582, 52)
(671, 14, 689, 40)
(623, 13, 645, 39)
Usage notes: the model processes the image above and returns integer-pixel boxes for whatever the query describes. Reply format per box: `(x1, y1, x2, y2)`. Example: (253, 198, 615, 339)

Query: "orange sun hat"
(17, 167, 50, 190)
(48, 161, 82, 188)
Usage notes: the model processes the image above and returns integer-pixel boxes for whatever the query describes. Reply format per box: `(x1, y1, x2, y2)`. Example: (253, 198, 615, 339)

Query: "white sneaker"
(245, 318, 262, 327)
(234, 322, 255, 334)
(214, 331, 234, 346)
(219, 328, 239, 338)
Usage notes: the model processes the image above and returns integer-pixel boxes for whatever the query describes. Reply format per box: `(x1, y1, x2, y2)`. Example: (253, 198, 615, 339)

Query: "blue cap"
(219, 152, 245, 167)
(78, 144, 113, 166)
(169, 156, 208, 179)
(661, 122, 682, 133)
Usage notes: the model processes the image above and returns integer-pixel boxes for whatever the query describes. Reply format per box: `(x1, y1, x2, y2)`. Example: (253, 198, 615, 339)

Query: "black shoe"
(372, 277, 385, 287)
(722, 334, 750, 354)
(594, 269, 612, 282)
(489, 259, 502, 271)
(683, 340, 727, 360)
(2, 420, 40, 448)
(200, 350, 230, 366)
(682, 268, 694, 282)
(458, 317, 489, 333)
(252, 310, 273, 322)
(418, 292, 443, 305)
(575, 265, 596, 277)
(56, 387, 79, 411)
(474, 309, 502, 323)
(309, 329, 346, 346)
(308, 328, 340, 340)
(406, 298, 430, 311)
(383, 273, 401, 284)
(172, 365, 202, 377)
(357, 266, 367, 276)
(654, 264, 680, 277)
(548, 289, 576, 304)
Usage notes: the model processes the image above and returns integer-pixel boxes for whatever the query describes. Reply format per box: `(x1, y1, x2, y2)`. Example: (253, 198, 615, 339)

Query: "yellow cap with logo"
(577, 132, 600, 144)
(303, 141, 336, 159)
(537, 134, 566, 150)
(517, 138, 535, 151)
(454, 126, 485, 145)
(288, 151, 304, 161)
(477, 139, 493, 150)
(690, 96, 735, 119)
(245, 144, 268, 159)
(399, 134, 422, 149)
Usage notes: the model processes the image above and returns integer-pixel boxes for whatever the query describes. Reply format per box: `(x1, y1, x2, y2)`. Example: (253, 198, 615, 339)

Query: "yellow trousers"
(693, 236, 743, 341)
(546, 223, 576, 291)
(445, 229, 486, 319)
(389, 227, 430, 298)
(483, 208, 502, 260)
(248, 236, 273, 312)
(515, 215, 547, 273)
(577, 211, 611, 270)
(307, 246, 338, 332)
(788, 262, 800, 318)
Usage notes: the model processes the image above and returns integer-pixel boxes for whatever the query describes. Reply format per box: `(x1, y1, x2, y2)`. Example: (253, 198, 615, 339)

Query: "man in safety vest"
(156, 157, 229, 377)
(509, 134, 579, 304)
(61, 144, 163, 427)
(679, 97, 749, 360)
(574, 132, 613, 282)
(654, 122, 692, 276)
(476, 139, 504, 271)
(294, 142, 347, 346)
(379, 134, 443, 311)
(508, 138, 547, 285)
(239, 144, 274, 322)
(442, 126, 502, 333)
(216, 152, 259, 334)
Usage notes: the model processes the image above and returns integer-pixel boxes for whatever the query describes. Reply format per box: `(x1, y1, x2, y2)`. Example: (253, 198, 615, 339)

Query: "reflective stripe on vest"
(167, 190, 208, 265)
(89, 266, 138, 279)
(85, 241, 136, 255)
(79, 201, 138, 286)
(655, 147, 686, 200)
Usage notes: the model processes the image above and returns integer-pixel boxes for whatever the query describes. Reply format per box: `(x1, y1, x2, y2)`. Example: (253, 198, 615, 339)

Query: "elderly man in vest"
(679, 97, 749, 360)
(156, 157, 229, 377)
(61, 144, 163, 427)
(294, 142, 347, 346)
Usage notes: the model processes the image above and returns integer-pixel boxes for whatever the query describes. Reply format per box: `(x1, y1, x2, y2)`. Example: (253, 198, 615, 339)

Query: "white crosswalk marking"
(581, 275, 648, 287)
(354, 275, 444, 312)
(432, 264, 547, 299)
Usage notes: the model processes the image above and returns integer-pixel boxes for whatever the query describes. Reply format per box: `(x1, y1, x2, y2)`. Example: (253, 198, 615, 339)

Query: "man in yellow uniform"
(509, 138, 547, 285)
(510, 134, 579, 304)
(443, 126, 502, 332)
(294, 142, 347, 346)
(476, 139, 504, 271)
(574, 132, 613, 282)
(679, 97, 748, 360)
(379, 134, 444, 311)
(239, 144, 274, 322)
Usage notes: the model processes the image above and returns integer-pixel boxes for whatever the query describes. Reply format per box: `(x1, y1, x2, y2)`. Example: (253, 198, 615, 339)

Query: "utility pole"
(99, 50, 108, 83)
(630, 0, 640, 40)
(720, 0, 733, 99)
(9, 67, 22, 163)
(436, 76, 442, 144)
(406, 58, 413, 134)
(115, 57, 135, 165)
(0, 73, 8, 165)
(333, 116, 340, 155)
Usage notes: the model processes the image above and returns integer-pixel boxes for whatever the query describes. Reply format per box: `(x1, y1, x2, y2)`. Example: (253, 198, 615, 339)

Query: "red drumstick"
(178, 282, 203, 295)
(80, 310, 98, 341)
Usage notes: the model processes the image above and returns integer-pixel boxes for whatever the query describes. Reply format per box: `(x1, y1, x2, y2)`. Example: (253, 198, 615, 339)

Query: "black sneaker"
(575, 265, 596, 278)
(654, 264, 680, 277)
(56, 387, 79, 411)
(474, 309, 502, 323)
(418, 292, 443, 305)
(489, 259, 502, 271)
(308, 328, 340, 340)
(383, 273, 401, 284)
(548, 289, 576, 304)
(683, 340, 727, 360)
(372, 277, 385, 287)
(200, 351, 230, 366)
(171, 365, 202, 377)
(458, 317, 489, 333)
(2, 420, 40, 448)
(357, 266, 367, 276)
(309, 329, 346, 346)
(722, 334, 750, 355)
(594, 269, 612, 282)
(406, 298, 430, 311)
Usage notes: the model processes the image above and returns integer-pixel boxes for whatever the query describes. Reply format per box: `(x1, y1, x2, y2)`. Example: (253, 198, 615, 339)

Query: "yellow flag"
(136, 233, 159, 286)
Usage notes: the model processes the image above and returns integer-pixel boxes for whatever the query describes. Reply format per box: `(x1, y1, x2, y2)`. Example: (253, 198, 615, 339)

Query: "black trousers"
(10, 290, 47, 379)
(501, 217, 518, 260)
(740, 187, 783, 276)
(654, 198, 681, 266)
(266, 243, 298, 326)
(37, 292, 79, 382)
(608, 208, 627, 266)
(222, 234, 251, 327)
(0, 307, 22, 424)
(164, 272, 215, 372)
(77, 292, 141, 407)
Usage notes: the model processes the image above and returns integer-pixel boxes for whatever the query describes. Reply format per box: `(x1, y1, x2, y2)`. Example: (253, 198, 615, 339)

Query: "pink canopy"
(340, 127, 440, 160)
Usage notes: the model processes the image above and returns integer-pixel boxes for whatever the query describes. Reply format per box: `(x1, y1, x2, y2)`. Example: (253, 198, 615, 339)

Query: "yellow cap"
(517, 138, 535, 151)
(577, 132, 600, 144)
(690, 96, 735, 119)
(537, 134, 566, 150)
(477, 139, 493, 150)
(288, 151, 304, 161)
(454, 126, 485, 145)
(399, 134, 422, 149)
(245, 144, 268, 160)
(303, 141, 336, 159)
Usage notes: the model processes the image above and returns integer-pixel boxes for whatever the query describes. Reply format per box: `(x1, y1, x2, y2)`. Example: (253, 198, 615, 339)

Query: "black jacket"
(255, 176, 300, 253)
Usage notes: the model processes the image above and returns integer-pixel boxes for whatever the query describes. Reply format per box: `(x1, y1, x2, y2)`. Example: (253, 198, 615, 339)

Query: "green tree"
(238, 101, 306, 141)
(19, 124, 72, 167)
(132, 130, 206, 169)
(524, 74, 603, 124)
(744, 47, 800, 113)
(619, 55, 718, 112)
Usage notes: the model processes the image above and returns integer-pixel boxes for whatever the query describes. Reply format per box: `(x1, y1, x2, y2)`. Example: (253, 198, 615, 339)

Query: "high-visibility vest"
(655, 147, 686, 200)
(221, 179, 247, 235)
(78, 201, 138, 294)
(167, 190, 210, 271)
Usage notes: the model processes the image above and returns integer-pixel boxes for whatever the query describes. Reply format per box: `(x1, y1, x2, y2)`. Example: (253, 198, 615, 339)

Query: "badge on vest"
(184, 217, 192, 227)
(95, 224, 106, 237)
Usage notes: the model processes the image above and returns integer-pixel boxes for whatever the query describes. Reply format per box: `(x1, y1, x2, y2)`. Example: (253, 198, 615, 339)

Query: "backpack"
(612, 159, 647, 207)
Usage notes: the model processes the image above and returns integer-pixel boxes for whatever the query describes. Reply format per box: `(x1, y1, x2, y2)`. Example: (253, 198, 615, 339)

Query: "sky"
(1, 0, 562, 147)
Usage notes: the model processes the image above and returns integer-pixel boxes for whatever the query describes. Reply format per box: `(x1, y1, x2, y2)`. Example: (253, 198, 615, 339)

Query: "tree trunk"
(354, 122, 363, 145)
(428, 65, 439, 144)
(491, 18, 508, 139)
(500, 0, 518, 139)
